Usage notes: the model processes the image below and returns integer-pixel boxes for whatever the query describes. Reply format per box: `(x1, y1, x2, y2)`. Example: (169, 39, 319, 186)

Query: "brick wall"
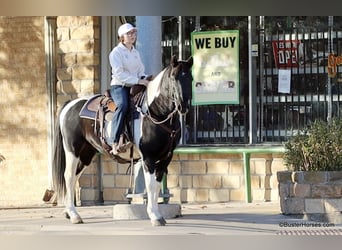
(0, 17, 48, 207)
(84, 152, 286, 205)
(55, 16, 101, 107)
(0, 16, 102, 207)
(55, 16, 102, 205)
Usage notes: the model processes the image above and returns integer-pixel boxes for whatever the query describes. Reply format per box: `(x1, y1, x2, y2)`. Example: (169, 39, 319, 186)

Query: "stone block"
(305, 198, 325, 213)
(56, 27, 70, 41)
(222, 175, 241, 189)
(166, 175, 178, 188)
(292, 171, 304, 183)
(229, 161, 243, 174)
(252, 189, 267, 201)
(251, 175, 261, 188)
(181, 161, 206, 174)
(80, 188, 100, 202)
(260, 175, 271, 189)
(77, 53, 99, 65)
(265, 160, 272, 175)
(230, 188, 245, 201)
(56, 67, 72, 81)
(293, 183, 311, 198)
(303, 171, 327, 184)
(183, 188, 196, 202)
(72, 65, 96, 79)
(269, 175, 279, 189)
(312, 184, 342, 198)
(281, 197, 304, 214)
(328, 171, 342, 182)
(271, 159, 286, 173)
(114, 175, 130, 188)
(277, 171, 293, 183)
(254, 159, 267, 175)
(324, 199, 342, 212)
(179, 176, 193, 188)
(168, 162, 181, 174)
(207, 161, 229, 174)
(209, 189, 229, 202)
(278, 183, 290, 199)
(79, 175, 96, 188)
(102, 175, 115, 188)
(70, 25, 95, 40)
(193, 175, 221, 188)
(103, 188, 126, 201)
(196, 189, 209, 202)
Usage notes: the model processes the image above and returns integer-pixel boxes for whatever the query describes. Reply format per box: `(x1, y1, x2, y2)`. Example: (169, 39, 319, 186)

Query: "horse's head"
(170, 55, 193, 114)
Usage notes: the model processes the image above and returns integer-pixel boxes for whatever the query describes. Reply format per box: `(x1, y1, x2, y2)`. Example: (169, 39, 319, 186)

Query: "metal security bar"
(259, 17, 342, 142)
(159, 16, 342, 145)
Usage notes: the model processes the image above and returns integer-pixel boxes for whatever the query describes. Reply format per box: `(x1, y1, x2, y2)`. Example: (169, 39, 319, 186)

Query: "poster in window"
(191, 30, 240, 105)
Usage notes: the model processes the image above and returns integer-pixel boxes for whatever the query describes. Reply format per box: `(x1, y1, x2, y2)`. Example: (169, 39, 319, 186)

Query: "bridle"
(139, 65, 189, 161)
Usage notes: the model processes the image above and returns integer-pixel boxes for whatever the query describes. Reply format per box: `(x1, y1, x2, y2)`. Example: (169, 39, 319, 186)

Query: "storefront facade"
(1, 16, 340, 206)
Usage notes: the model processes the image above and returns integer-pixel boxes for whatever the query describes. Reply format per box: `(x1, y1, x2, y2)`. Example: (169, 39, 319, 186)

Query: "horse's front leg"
(143, 169, 166, 226)
(63, 153, 84, 224)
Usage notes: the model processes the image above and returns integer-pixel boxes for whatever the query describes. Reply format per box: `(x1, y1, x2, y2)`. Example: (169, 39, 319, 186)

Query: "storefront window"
(123, 16, 342, 145)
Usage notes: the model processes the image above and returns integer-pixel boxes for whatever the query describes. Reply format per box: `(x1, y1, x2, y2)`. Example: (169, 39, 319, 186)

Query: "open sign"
(272, 40, 302, 68)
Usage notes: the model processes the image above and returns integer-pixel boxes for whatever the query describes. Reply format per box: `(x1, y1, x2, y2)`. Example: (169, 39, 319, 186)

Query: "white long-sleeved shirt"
(109, 42, 146, 87)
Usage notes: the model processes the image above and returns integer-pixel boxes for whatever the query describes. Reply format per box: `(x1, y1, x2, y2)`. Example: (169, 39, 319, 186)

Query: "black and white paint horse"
(52, 55, 193, 226)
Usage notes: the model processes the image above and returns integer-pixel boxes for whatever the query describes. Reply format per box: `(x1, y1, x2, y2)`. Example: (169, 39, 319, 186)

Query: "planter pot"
(277, 170, 342, 224)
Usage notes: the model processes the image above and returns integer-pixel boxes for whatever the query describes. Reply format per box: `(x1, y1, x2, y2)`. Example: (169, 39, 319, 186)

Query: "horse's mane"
(146, 64, 182, 109)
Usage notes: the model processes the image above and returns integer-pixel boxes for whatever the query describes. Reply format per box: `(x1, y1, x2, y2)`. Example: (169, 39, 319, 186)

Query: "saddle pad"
(79, 94, 103, 120)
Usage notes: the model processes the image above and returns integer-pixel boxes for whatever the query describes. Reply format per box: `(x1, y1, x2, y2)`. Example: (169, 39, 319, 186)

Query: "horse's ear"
(171, 55, 178, 67)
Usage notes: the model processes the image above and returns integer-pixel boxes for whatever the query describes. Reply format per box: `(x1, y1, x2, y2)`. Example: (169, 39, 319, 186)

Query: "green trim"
(174, 145, 285, 154)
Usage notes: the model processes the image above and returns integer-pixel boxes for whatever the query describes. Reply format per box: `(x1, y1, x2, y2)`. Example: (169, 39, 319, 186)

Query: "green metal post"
(243, 152, 252, 203)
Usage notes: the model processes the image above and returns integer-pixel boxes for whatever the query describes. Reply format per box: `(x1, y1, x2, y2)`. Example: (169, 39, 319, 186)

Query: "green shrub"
(283, 118, 342, 171)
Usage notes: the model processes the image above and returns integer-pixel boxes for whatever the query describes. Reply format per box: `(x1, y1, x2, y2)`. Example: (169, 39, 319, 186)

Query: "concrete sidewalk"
(0, 202, 341, 235)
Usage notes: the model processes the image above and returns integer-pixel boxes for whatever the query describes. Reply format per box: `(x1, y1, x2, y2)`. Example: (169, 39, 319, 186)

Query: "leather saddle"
(79, 86, 146, 158)
(79, 89, 115, 121)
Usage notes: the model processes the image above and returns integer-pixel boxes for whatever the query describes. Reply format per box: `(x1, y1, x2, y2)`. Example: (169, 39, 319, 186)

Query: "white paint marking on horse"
(143, 169, 162, 221)
(147, 69, 165, 106)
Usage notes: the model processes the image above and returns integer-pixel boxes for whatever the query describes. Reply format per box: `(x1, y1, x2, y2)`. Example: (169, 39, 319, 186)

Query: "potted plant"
(278, 118, 342, 223)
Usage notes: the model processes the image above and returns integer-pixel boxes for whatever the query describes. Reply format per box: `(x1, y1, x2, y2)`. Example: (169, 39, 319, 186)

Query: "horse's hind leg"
(143, 168, 166, 226)
(63, 151, 84, 224)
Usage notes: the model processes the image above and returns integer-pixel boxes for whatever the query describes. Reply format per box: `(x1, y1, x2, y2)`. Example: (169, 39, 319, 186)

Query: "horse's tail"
(52, 103, 68, 202)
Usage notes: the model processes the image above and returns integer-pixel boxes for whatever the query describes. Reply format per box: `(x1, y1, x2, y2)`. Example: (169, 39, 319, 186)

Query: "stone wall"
(0, 16, 48, 206)
(0, 16, 102, 207)
(55, 16, 102, 204)
(277, 171, 342, 223)
(55, 16, 101, 107)
(79, 152, 286, 205)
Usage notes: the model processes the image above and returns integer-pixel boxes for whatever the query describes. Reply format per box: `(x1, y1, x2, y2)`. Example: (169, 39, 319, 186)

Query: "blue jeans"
(109, 85, 130, 144)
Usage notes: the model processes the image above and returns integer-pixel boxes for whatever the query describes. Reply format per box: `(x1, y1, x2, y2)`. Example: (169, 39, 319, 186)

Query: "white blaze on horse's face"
(146, 69, 165, 106)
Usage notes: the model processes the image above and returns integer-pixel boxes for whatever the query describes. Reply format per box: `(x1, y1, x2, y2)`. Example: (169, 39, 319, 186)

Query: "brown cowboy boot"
(110, 141, 133, 155)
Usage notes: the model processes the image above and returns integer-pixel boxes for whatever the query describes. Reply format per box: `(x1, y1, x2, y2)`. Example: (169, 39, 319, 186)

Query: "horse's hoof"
(63, 212, 70, 219)
(160, 217, 167, 225)
(151, 217, 166, 226)
(70, 217, 84, 224)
